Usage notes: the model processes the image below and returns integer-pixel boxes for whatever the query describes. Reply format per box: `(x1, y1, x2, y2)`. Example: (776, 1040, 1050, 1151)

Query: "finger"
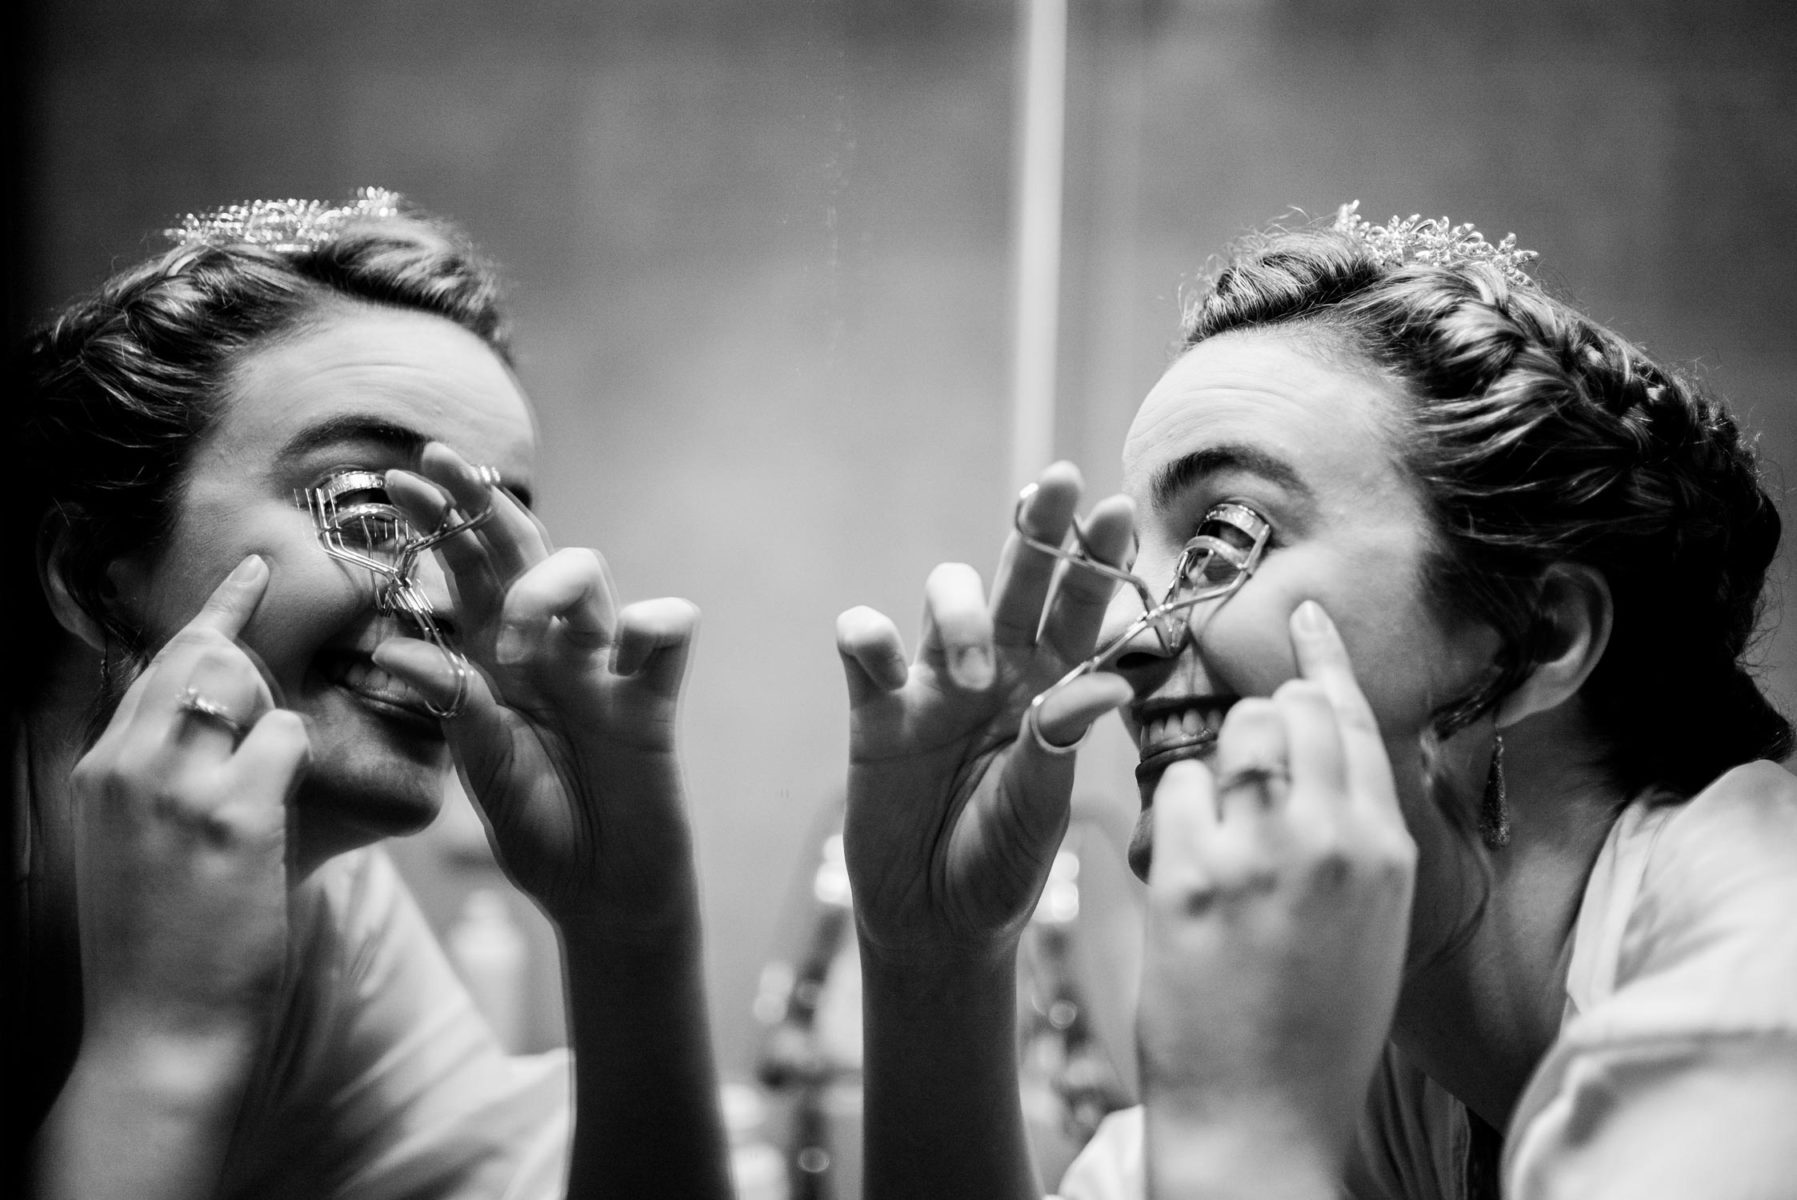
(371, 638, 515, 796)
(920, 563, 994, 690)
(220, 709, 311, 840)
(1212, 697, 1292, 822)
(420, 441, 550, 583)
(387, 447, 549, 619)
(1274, 678, 1349, 830)
(169, 649, 275, 753)
(988, 463, 1083, 649)
(373, 636, 488, 717)
(496, 548, 619, 668)
(1146, 759, 1222, 902)
(1290, 601, 1398, 815)
(836, 606, 910, 702)
(991, 673, 1132, 851)
(182, 554, 271, 640)
(1028, 672, 1133, 750)
(383, 467, 510, 617)
(613, 598, 700, 699)
(1037, 493, 1135, 666)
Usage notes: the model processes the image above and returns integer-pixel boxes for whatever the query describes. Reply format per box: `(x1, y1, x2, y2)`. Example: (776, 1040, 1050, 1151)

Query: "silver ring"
(1214, 764, 1290, 809)
(1025, 693, 1088, 758)
(424, 650, 473, 720)
(178, 688, 250, 740)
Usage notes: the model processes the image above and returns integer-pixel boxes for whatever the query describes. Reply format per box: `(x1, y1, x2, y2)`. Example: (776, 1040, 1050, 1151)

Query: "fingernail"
(957, 645, 995, 689)
(229, 555, 269, 584)
(1293, 600, 1329, 635)
(496, 626, 525, 665)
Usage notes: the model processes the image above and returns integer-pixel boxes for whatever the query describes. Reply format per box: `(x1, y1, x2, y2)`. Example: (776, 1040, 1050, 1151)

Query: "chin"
(289, 747, 451, 873)
(1126, 813, 1154, 882)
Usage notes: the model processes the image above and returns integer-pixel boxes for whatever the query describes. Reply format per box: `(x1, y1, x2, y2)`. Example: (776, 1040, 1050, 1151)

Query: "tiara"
(163, 186, 404, 253)
(1333, 200, 1539, 286)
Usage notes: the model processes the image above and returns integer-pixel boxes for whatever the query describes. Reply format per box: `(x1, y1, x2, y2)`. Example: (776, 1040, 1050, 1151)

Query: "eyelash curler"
(296, 465, 502, 718)
(1013, 497, 1271, 752)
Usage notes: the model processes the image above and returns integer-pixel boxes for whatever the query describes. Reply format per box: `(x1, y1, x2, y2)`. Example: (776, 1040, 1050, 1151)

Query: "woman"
(11, 191, 730, 1198)
(836, 207, 1797, 1198)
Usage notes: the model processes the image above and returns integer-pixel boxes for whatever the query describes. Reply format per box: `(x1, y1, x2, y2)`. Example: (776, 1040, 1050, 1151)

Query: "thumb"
(994, 672, 1133, 838)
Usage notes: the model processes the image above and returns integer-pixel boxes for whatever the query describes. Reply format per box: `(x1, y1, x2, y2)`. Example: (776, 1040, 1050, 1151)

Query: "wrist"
(553, 885, 704, 954)
(855, 909, 1026, 977)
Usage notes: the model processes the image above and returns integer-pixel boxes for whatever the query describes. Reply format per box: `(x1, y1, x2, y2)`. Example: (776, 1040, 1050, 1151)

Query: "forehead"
(210, 303, 536, 479)
(1122, 330, 1407, 506)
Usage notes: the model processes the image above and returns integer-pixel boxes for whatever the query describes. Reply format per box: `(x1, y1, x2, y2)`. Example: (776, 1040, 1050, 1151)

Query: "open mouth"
(1132, 698, 1233, 785)
(319, 650, 440, 729)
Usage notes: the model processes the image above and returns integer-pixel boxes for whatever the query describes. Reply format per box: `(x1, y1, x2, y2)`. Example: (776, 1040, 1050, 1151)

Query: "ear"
(37, 510, 143, 653)
(1494, 563, 1613, 728)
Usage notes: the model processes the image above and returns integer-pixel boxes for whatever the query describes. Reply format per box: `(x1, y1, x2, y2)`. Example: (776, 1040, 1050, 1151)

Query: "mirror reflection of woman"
(14, 192, 729, 1199)
(839, 208, 1797, 1198)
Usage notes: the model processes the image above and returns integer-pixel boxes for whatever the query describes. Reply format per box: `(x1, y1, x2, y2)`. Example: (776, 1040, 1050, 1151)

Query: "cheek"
(1190, 597, 1300, 696)
(236, 547, 373, 675)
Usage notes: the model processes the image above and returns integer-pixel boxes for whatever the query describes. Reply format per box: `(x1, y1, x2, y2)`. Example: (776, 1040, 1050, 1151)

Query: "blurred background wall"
(16, 0, 1797, 1104)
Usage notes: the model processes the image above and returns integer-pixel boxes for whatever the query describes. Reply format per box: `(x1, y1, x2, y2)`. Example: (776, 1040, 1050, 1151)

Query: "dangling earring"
(1480, 732, 1511, 850)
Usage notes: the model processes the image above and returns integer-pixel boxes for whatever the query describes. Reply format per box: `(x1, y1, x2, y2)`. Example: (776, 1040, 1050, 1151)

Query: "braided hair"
(1183, 226, 1790, 802)
(14, 201, 511, 706)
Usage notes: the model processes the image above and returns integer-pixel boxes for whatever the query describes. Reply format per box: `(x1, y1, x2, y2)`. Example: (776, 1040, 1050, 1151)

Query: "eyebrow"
(280, 414, 536, 510)
(280, 415, 428, 461)
(1149, 443, 1315, 511)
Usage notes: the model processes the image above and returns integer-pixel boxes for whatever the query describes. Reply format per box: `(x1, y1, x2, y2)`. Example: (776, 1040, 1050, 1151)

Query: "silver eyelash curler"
(1014, 497, 1271, 753)
(297, 467, 501, 719)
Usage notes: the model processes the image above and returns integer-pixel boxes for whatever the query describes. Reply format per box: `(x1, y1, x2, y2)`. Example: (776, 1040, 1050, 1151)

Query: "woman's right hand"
(835, 463, 1136, 965)
(67, 554, 309, 1043)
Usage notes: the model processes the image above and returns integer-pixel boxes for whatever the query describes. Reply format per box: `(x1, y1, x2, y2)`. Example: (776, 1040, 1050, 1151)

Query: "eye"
(299, 469, 416, 554)
(1176, 502, 1271, 591)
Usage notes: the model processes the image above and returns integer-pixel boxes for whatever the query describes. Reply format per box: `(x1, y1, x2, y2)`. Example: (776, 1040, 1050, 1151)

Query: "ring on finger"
(1025, 693, 1088, 758)
(178, 687, 250, 742)
(1214, 763, 1290, 810)
(425, 649, 473, 720)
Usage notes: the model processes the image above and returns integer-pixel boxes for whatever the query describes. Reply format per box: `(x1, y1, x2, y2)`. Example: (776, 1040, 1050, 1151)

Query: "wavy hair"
(15, 198, 511, 705)
(1182, 225, 1790, 804)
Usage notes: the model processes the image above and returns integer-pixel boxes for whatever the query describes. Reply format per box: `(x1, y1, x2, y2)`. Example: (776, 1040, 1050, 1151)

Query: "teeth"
(330, 656, 424, 707)
(1138, 705, 1223, 754)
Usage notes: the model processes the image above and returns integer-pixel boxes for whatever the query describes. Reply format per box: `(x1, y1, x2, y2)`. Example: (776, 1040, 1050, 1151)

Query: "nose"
(1097, 575, 1186, 696)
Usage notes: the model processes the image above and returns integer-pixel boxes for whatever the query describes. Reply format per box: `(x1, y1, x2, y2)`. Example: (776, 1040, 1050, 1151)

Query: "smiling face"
(114, 303, 536, 870)
(1104, 329, 1499, 881)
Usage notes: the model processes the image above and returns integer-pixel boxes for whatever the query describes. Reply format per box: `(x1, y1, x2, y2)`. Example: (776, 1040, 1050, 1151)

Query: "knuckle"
(1219, 695, 1278, 732)
(565, 545, 605, 575)
(1333, 700, 1381, 738)
(1272, 677, 1329, 711)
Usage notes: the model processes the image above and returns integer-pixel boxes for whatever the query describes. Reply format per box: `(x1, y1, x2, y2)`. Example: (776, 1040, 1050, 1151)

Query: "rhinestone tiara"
(1333, 200, 1539, 286)
(163, 186, 404, 254)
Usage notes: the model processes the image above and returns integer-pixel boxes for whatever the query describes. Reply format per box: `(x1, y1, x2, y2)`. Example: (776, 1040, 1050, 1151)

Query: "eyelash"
(298, 468, 417, 552)
(1189, 499, 1274, 549)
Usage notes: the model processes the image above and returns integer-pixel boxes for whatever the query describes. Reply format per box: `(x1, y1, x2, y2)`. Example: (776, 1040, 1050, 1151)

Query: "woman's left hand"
(375, 443, 699, 938)
(1137, 600, 1415, 1196)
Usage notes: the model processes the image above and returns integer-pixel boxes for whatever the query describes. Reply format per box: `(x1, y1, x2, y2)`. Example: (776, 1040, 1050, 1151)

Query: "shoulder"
(1615, 761, 1797, 1027)
(1501, 764, 1797, 1195)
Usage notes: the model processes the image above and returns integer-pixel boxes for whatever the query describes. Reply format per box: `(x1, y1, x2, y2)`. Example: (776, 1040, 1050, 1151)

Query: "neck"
(1392, 715, 1625, 1130)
